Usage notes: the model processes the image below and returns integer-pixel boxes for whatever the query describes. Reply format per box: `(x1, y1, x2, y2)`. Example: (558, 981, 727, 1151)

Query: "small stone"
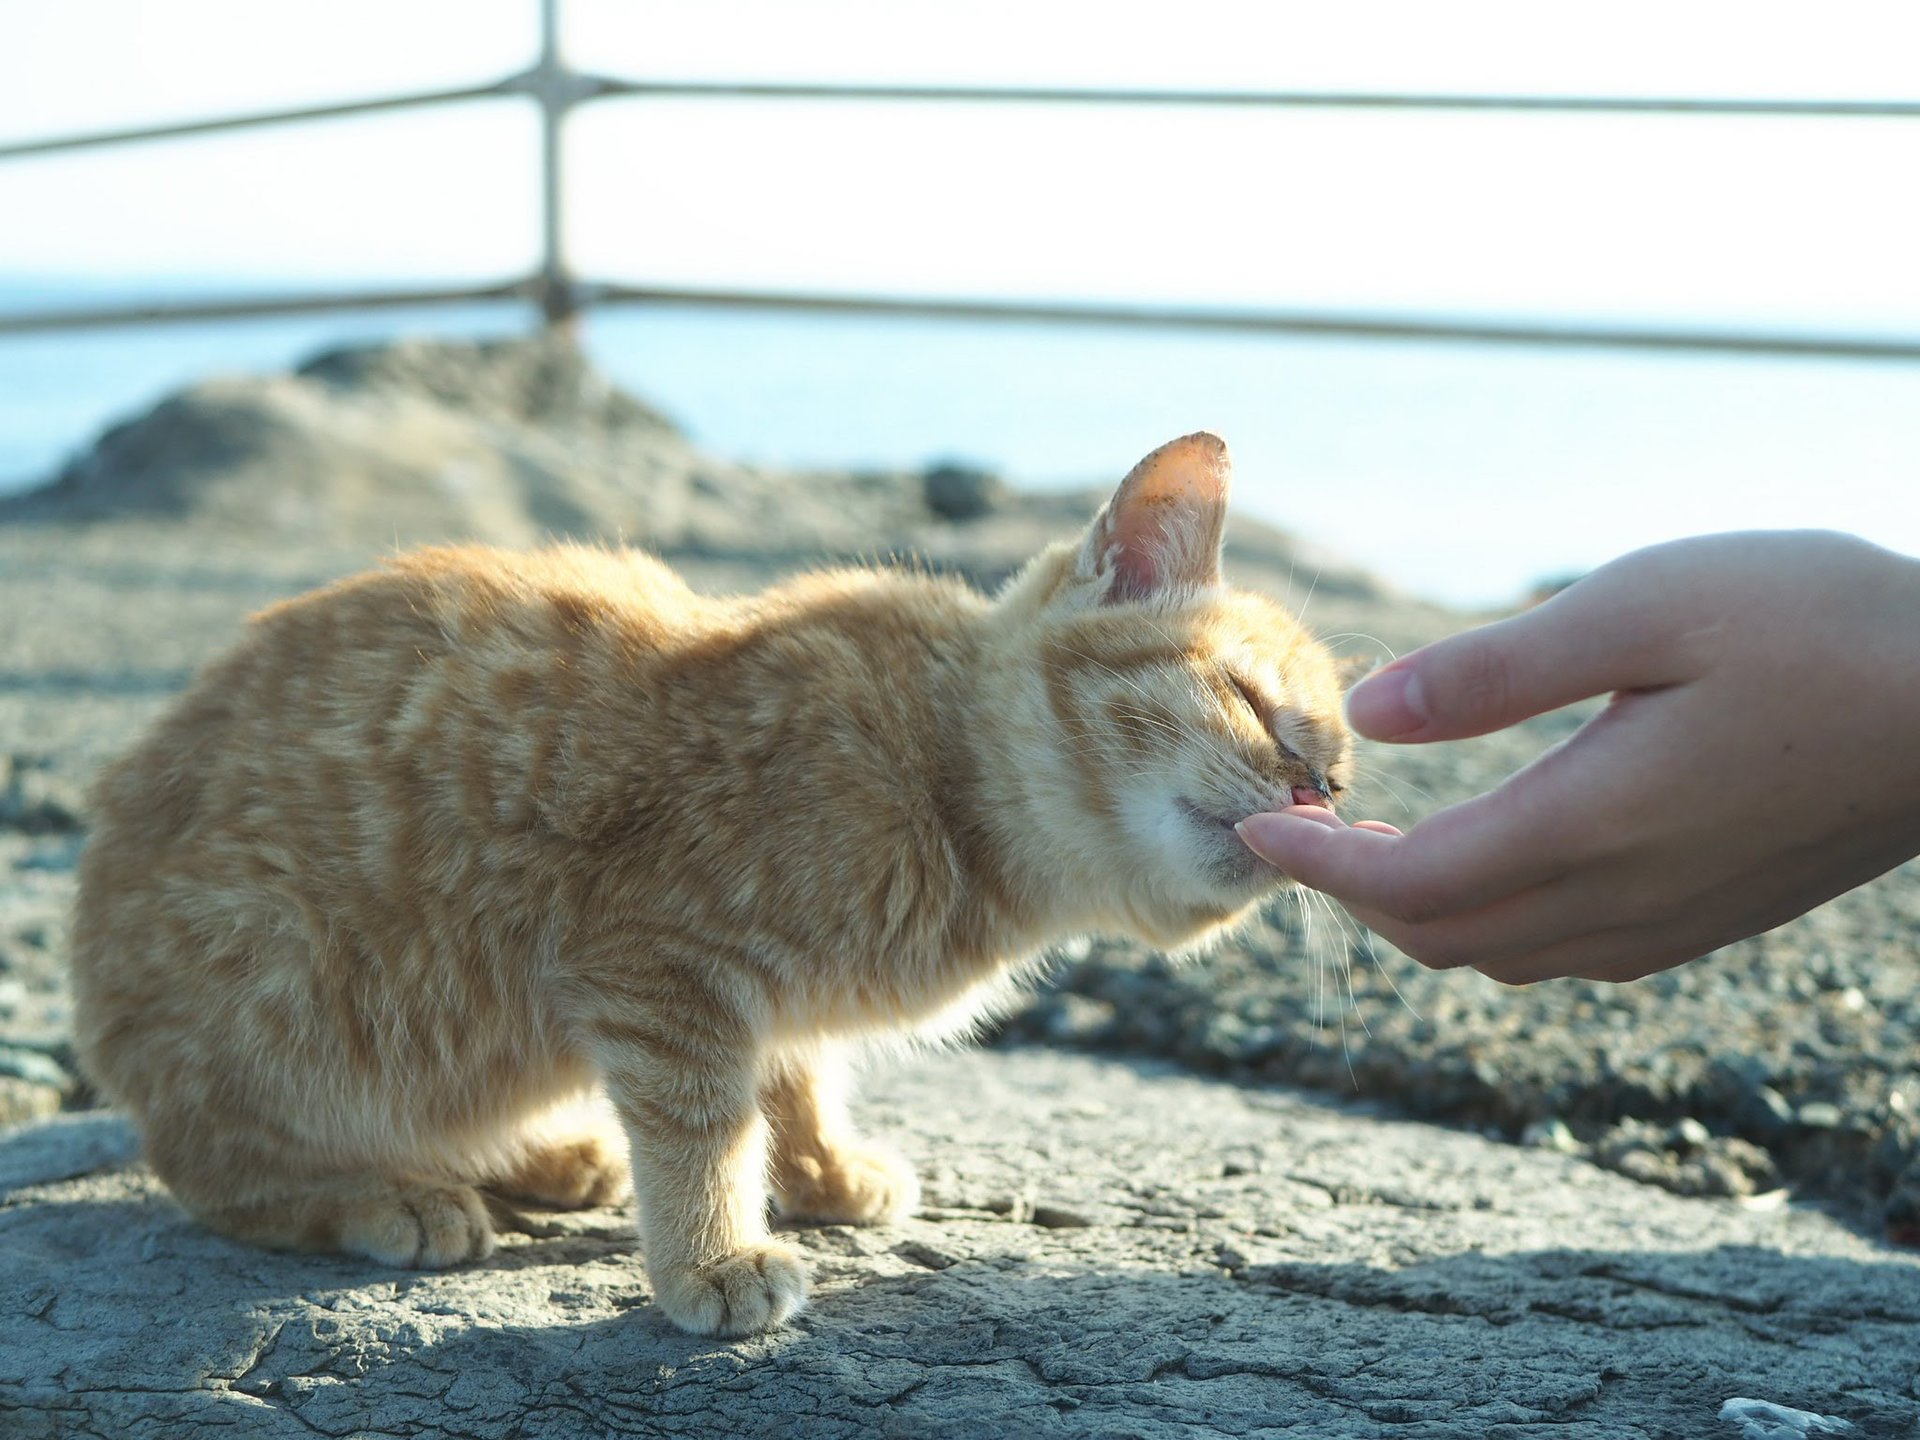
(1672, 1117, 1712, 1149)
(0, 1046, 72, 1093)
(1522, 1118, 1579, 1154)
(1044, 995, 1117, 1046)
(1029, 1205, 1094, 1230)
(1053, 935, 1094, 964)
(1744, 1087, 1798, 1134)
(0, 1077, 61, 1129)
(1717, 1396, 1855, 1437)
(922, 462, 1004, 521)
(891, 1241, 958, 1271)
(0, 755, 85, 834)
(984, 1193, 1035, 1224)
(1797, 1103, 1845, 1130)
(1199, 1013, 1254, 1062)
(16, 836, 85, 871)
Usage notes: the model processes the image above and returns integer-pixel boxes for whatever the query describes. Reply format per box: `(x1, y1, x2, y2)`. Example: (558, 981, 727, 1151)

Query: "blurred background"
(2, 0, 1917, 607)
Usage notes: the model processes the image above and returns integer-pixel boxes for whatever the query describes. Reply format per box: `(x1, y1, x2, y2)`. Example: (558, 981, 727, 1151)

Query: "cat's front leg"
(583, 988, 807, 1337)
(763, 1043, 920, 1227)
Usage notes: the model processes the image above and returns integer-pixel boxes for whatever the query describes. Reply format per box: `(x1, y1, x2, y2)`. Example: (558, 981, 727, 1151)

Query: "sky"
(4, 2, 1920, 328)
(1, 1, 1917, 605)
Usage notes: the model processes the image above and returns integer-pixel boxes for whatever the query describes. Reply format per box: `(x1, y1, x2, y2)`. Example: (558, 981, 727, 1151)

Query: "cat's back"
(76, 544, 702, 904)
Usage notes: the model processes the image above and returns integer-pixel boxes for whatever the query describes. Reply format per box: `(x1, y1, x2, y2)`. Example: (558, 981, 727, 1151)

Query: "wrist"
(1850, 540, 1920, 837)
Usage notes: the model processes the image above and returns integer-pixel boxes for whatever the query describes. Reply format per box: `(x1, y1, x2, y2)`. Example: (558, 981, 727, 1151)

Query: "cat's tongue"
(1261, 804, 1343, 829)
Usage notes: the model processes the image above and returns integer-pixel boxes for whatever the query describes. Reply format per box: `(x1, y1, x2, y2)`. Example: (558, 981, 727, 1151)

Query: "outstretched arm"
(1237, 531, 1920, 984)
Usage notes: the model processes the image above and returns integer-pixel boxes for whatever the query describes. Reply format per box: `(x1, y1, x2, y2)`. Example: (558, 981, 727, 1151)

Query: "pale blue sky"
(5, 1, 1919, 328)
(1, 2, 1916, 605)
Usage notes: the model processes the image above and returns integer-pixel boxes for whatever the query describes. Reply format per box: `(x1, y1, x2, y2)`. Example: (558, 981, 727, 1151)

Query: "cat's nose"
(1290, 784, 1334, 811)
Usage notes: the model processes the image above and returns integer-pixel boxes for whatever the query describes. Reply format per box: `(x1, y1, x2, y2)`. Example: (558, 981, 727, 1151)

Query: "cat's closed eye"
(1226, 672, 1268, 725)
(1228, 672, 1347, 796)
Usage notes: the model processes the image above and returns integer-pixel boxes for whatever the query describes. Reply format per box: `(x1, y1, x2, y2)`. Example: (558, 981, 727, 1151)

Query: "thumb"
(1346, 557, 1708, 743)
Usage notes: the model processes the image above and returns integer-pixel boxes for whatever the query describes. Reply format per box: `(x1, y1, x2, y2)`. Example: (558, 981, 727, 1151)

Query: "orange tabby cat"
(71, 432, 1351, 1336)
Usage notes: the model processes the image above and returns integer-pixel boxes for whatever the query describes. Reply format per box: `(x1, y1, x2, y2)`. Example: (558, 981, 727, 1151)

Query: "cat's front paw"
(775, 1143, 920, 1227)
(652, 1241, 810, 1336)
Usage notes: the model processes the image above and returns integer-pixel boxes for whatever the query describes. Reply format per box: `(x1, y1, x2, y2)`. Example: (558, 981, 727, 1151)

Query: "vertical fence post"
(533, 0, 578, 333)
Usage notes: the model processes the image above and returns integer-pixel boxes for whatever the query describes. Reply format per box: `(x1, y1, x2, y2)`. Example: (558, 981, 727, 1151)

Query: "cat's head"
(992, 432, 1352, 950)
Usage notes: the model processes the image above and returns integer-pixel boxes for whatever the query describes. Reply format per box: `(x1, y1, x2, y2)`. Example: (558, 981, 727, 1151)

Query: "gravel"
(993, 841, 1920, 1224)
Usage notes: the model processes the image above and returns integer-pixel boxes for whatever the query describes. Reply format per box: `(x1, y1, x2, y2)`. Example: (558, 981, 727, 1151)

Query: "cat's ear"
(1336, 652, 1380, 687)
(1073, 432, 1231, 604)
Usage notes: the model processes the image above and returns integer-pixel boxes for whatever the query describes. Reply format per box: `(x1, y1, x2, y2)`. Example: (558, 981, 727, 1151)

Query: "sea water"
(1, 278, 1916, 609)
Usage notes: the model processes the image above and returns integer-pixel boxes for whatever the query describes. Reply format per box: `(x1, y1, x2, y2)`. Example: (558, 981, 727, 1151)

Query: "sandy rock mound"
(6, 337, 927, 557)
(3, 335, 1395, 607)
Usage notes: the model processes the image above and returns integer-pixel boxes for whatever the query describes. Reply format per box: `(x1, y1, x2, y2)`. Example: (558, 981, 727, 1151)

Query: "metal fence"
(3, 0, 1917, 361)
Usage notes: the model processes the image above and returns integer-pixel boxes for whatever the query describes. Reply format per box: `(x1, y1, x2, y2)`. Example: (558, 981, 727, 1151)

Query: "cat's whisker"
(1314, 632, 1400, 666)
(1341, 767, 1428, 820)
(1350, 761, 1439, 808)
(1293, 564, 1325, 629)
(1359, 922, 1423, 1023)
(1298, 886, 1326, 1040)
(1316, 891, 1374, 1043)
(1306, 891, 1365, 1090)
(1337, 973, 1358, 1088)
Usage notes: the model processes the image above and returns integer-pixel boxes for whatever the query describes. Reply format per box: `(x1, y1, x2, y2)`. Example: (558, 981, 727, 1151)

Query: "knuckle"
(1447, 641, 1514, 727)
(1388, 887, 1451, 927)
(1379, 911, 1478, 967)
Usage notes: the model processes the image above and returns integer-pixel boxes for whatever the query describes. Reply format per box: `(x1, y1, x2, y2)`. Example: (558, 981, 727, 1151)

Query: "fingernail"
(1345, 665, 1426, 740)
(1235, 811, 1335, 856)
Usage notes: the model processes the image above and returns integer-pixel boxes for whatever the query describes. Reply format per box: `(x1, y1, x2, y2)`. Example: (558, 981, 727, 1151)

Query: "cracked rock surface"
(6, 1049, 1918, 1439)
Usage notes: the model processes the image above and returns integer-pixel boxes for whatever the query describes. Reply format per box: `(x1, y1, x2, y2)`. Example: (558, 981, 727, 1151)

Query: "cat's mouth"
(1176, 798, 1242, 835)
(1177, 797, 1285, 891)
(1178, 797, 1301, 890)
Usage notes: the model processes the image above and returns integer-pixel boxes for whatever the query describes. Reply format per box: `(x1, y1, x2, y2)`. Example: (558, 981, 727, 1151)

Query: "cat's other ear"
(1336, 652, 1381, 688)
(1073, 432, 1231, 604)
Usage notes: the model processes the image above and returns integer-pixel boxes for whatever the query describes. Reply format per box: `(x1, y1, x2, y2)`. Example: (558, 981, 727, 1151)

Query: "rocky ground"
(8, 1049, 1917, 1439)
(3, 336, 1917, 1436)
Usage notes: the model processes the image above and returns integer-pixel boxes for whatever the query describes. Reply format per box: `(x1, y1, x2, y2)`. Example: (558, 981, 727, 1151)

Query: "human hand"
(1237, 531, 1920, 984)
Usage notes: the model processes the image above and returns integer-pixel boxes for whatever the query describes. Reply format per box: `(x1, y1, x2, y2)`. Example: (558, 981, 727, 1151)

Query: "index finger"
(1344, 544, 1715, 744)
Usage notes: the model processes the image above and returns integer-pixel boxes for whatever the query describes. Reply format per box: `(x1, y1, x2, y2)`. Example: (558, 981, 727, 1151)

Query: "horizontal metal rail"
(0, 83, 518, 161)
(6, 79, 1919, 160)
(589, 286, 1920, 362)
(0, 282, 528, 335)
(594, 80, 1920, 118)
(2, 0, 1915, 360)
(4, 279, 1916, 363)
